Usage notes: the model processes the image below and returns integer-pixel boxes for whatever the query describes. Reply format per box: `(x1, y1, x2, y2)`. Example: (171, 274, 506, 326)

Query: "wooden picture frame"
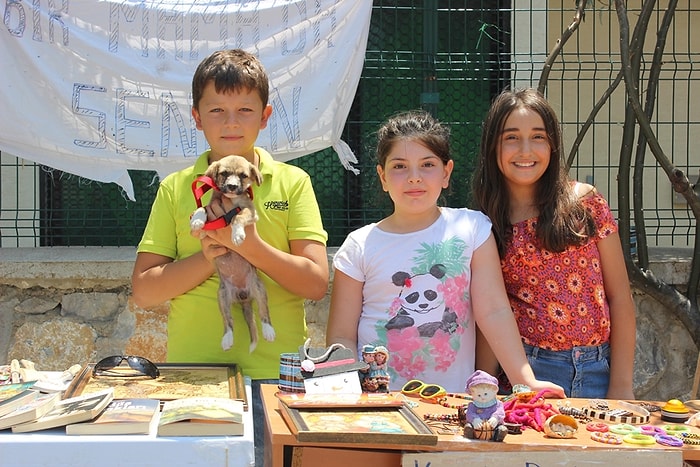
(277, 400, 437, 446)
(64, 363, 248, 410)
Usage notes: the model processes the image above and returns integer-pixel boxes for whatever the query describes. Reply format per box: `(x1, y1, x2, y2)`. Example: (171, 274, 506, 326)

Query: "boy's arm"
(204, 188, 329, 300)
(205, 223, 329, 300)
(131, 237, 225, 309)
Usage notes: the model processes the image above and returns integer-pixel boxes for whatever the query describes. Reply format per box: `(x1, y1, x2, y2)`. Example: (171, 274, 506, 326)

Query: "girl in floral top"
(472, 88, 636, 399)
(327, 110, 564, 397)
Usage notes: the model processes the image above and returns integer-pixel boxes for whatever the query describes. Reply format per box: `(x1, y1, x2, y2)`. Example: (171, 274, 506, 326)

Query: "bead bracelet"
(622, 433, 656, 445)
(590, 431, 622, 445)
(681, 432, 700, 445)
(585, 422, 609, 433)
(639, 424, 666, 436)
(663, 424, 690, 435)
(655, 434, 684, 447)
(609, 423, 640, 435)
(423, 412, 460, 422)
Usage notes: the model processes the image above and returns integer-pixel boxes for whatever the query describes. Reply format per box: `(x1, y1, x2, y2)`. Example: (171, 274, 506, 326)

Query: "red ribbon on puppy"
(191, 175, 252, 230)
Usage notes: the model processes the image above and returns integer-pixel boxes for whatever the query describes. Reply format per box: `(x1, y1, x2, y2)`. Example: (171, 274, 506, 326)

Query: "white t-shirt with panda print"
(333, 207, 493, 392)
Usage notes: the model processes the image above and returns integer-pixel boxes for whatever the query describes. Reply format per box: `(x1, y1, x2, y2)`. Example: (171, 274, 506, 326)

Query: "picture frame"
(277, 400, 437, 446)
(64, 363, 247, 410)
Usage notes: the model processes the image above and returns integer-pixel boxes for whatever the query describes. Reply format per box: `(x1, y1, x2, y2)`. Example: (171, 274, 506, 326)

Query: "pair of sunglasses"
(401, 379, 446, 400)
(92, 355, 160, 379)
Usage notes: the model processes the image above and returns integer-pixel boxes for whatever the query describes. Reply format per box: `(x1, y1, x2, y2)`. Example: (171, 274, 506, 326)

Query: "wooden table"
(261, 384, 700, 467)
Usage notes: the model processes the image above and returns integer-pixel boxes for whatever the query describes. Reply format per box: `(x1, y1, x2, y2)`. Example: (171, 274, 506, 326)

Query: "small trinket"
(504, 422, 522, 434)
(462, 370, 508, 442)
(660, 399, 690, 423)
(543, 414, 578, 439)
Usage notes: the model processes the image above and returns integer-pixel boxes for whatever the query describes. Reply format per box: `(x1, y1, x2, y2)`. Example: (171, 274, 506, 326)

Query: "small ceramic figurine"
(359, 344, 391, 393)
(359, 344, 377, 391)
(370, 346, 390, 392)
(462, 370, 508, 442)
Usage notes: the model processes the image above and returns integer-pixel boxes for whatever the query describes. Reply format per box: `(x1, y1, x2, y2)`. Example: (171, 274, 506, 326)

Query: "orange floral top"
(501, 192, 617, 351)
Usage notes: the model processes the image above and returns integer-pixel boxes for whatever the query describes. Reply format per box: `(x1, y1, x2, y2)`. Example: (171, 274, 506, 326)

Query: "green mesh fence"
(1, 1, 697, 248)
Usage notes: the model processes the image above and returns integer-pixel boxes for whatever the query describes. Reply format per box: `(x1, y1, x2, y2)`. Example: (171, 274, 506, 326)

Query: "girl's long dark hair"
(472, 88, 595, 256)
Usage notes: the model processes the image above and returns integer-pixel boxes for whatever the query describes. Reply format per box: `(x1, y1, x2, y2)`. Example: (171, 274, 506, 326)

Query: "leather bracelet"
(583, 400, 650, 425)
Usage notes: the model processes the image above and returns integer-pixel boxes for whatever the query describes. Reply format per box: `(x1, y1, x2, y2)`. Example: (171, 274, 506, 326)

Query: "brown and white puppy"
(190, 155, 275, 353)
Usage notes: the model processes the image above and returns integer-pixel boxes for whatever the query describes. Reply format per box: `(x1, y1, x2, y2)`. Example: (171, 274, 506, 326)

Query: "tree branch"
(538, 0, 588, 93)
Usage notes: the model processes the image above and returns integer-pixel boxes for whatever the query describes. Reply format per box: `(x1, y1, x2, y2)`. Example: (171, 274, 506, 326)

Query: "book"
(66, 398, 160, 435)
(0, 392, 60, 430)
(0, 381, 38, 418)
(12, 388, 114, 433)
(157, 397, 244, 437)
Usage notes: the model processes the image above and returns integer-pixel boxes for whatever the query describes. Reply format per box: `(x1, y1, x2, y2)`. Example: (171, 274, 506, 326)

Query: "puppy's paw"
(231, 223, 246, 245)
(221, 330, 234, 351)
(261, 323, 276, 342)
(190, 207, 207, 235)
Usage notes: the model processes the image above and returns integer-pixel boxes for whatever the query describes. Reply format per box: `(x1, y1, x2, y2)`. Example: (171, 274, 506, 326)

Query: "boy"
(132, 49, 328, 464)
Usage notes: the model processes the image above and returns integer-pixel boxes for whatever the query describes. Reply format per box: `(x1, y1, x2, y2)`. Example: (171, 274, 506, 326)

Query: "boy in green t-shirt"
(132, 49, 328, 465)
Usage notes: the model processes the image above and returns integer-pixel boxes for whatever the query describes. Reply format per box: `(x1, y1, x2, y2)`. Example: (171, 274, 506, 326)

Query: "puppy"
(190, 155, 275, 353)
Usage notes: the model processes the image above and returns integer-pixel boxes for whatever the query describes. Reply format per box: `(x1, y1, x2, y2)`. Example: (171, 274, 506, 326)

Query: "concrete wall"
(0, 246, 696, 401)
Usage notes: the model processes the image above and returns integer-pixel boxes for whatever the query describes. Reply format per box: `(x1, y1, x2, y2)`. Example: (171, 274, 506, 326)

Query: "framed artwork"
(64, 363, 247, 410)
(278, 402, 437, 446)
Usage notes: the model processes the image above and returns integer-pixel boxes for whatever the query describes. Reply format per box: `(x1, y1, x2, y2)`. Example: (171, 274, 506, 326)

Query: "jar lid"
(661, 399, 689, 413)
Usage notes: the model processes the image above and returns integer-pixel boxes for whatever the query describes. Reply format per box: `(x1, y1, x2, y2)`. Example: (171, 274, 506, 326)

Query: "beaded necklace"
(435, 394, 471, 409)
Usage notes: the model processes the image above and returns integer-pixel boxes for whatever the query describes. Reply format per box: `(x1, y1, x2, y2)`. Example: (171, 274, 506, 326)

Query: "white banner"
(0, 0, 371, 200)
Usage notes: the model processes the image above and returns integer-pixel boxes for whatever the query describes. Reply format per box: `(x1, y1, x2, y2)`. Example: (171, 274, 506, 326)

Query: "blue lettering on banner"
(73, 84, 108, 149)
(4, 1, 337, 57)
(160, 92, 198, 158)
(3, 0, 68, 43)
(1, 0, 348, 169)
(69, 79, 301, 159)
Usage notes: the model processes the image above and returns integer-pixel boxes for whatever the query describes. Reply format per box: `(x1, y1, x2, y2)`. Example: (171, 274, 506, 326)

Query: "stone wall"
(0, 246, 696, 401)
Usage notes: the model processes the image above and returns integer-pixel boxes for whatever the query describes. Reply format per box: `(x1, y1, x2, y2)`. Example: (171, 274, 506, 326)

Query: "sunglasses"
(401, 379, 446, 400)
(92, 355, 160, 379)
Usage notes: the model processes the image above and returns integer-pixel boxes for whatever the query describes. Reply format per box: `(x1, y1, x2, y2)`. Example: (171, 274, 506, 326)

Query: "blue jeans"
(251, 379, 276, 467)
(523, 342, 610, 398)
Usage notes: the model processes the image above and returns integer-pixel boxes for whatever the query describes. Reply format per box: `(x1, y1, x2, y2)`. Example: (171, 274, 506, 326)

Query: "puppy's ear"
(250, 163, 263, 186)
(205, 159, 221, 178)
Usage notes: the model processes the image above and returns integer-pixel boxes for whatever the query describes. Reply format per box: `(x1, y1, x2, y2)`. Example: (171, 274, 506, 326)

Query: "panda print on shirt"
(375, 237, 472, 383)
(385, 264, 458, 337)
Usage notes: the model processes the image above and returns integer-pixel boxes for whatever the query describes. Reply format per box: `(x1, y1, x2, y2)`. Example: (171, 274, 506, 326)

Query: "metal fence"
(1, 1, 697, 248)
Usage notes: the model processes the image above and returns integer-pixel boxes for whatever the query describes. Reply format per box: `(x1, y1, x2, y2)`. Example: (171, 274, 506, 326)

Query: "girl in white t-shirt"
(326, 110, 564, 396)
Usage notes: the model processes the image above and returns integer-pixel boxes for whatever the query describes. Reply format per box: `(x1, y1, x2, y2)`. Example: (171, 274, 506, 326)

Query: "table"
(261, 384, 700, 467)
(0, 385, 254, 467)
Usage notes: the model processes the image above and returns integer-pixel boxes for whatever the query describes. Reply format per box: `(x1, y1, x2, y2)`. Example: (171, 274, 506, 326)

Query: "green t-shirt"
(137, 148, 327, 379)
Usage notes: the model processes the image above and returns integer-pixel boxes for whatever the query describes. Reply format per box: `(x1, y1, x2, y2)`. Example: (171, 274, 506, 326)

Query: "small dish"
(543, 414, 578, 439)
